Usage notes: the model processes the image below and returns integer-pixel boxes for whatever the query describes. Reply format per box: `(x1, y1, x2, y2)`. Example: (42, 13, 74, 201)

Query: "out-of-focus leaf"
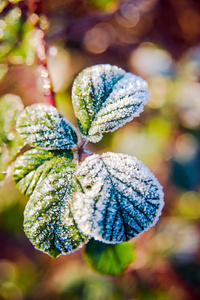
(24, 157, 88, 258)
(0, 132, 24, 177)
(13, 148, 73, 195)
(72, 64, 150, 143)
(84, 238, 134, 276)
(0, 94, 24, 143)
(0, 94, 24, 178)
(16, 104, 79, 150)
(73, 152, 164, 243)
(8, 20, 36, 65)
(0, 9, 35, 65)
(0, 135, 25, 181)
(0, 1, 8, 13)
(0, 7, 22, 44)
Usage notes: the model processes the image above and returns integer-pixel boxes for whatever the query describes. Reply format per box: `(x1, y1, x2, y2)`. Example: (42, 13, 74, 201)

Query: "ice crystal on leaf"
(73, 152, 164, 243)
(72, 64, 150, 142)
(16, 103, 78, 150)
(13, 148, 73, 195)
(23, 157, 88, 258)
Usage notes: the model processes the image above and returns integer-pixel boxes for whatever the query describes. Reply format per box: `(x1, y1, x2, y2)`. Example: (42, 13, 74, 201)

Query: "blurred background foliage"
(0, 0, 200, 299)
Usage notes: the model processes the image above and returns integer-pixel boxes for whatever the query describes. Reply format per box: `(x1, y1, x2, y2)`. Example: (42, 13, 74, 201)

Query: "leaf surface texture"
(24, 157, 88, 257)
(16, 104, 78, 150)
(72, 64, 150, 142)
(13, 148, 73, 195)
(73, 152, 164, 243)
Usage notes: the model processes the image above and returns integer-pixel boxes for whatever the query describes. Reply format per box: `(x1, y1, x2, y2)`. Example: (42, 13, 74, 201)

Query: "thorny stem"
(77, 139, 88, 163)
(35, 28, 56, 107)
(26, 0, 56, 107)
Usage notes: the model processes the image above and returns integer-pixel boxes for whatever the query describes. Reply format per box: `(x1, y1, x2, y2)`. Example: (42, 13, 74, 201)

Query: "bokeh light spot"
(84, 23, 115, 54)
(130, 43, 172, 76)
(115, 3, 140, 28)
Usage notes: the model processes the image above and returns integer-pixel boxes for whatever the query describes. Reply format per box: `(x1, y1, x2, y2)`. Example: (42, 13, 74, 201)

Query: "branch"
(35, 28, 56, 107)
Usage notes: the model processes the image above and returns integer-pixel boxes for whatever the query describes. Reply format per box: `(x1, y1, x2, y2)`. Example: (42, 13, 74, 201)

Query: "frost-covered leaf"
(24, 157, 88, 258)
(0, 133, 25, 180)
(13, 148, 73, 195)
(16, 104, 78, 150)
(73, 152, 164, 243)
(0, 94, 24, 177)
(72, 64, 125, 136)
(0, 94, 24, 143)
(84, 239, 135, 276)
(72, 64, 150, 142)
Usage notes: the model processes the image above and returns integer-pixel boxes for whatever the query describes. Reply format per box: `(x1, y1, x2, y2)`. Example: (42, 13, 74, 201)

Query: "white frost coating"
(72, 64, 125, 134)
(73, 152, 164, 243)
(23, 159, 88, 257)
(16, 103, 79, 150)
(88, 73, 150, 142)
(72, 64, 150, 142)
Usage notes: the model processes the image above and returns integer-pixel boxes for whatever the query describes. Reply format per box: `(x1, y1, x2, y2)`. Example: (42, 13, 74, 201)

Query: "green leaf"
(13, 148, 74, 195)
(72, 64, 150, 142)
(73, 152, 164, 243)
(0, 94, 24, 178)
(8, 19, 36, 66)
(24, 157, 88, 258)
(0, 7, 22, 45)
(16, 104, 79, 150)
(84, 239, 135, 276)
(0, 133, 25, 180)
(0, 94, 24, 143)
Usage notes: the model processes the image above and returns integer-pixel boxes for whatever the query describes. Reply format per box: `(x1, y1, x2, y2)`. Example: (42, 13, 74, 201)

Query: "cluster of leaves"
(2, 64, 164, 275)
(0, 5, 35, 82)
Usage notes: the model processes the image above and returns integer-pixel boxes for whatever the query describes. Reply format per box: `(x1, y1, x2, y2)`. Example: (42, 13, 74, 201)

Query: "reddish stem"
(78, 139, 88, 163)
(35, 28, 56, 107)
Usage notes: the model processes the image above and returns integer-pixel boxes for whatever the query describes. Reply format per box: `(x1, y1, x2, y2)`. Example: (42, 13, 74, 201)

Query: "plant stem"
(78, 139, 89, 163)
(35, 28, 56, 107)
(26, 0, 56, 107)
